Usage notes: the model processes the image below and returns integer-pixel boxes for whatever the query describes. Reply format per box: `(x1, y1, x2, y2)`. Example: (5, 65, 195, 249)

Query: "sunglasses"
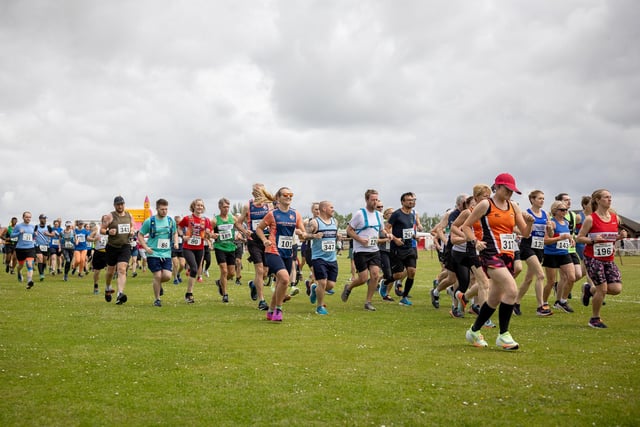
(557, 208, 568, 212)
(281, 193, 294, 198)
(376, 205, 384, 209)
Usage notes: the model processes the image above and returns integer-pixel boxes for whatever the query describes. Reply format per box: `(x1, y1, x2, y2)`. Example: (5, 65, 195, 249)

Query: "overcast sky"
(1, 0, 639, 225)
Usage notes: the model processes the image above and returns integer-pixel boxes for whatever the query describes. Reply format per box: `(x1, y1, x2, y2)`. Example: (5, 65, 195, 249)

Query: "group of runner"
(430, 174, 625, 350)
(1, 174, 626, 349)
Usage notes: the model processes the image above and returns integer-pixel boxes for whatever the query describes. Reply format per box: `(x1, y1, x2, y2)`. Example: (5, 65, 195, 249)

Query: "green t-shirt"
(214, 215, 236, 253)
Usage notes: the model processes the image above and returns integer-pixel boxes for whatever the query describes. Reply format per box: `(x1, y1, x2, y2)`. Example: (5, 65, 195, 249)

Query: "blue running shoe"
(173, 278, 179, 285)
(399, 297, 413, 306)
(378, 279, 387, 298)
(310, 283, 317, 304)
(326, 288, 335, 295)
(316, 305, 328, 315)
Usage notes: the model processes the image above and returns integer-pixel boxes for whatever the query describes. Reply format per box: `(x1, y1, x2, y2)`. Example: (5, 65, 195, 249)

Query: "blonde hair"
(549, 201, 566, 215)
(590, 189, 609, 212)
(189, 198, 205, 213)
(528, 190, 544, 203)
(253, 185, 276, 205)
(472, 184, 491, 200)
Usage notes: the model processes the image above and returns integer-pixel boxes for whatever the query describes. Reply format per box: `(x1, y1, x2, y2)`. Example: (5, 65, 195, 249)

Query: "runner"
(101, 196, 135, 305)
(11, 211, 36, 289)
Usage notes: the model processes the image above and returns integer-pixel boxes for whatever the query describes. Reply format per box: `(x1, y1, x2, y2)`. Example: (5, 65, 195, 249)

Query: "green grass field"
(1, 252, 638, 426)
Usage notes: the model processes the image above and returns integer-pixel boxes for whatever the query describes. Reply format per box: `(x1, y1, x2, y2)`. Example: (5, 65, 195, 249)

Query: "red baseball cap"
(494, 173, 521, 194)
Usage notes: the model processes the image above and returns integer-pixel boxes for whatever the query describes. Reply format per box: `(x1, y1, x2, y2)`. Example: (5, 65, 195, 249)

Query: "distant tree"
(231, 202, 244, 216)
(420, 212, 441, 231)
(333, 211, 352, 230)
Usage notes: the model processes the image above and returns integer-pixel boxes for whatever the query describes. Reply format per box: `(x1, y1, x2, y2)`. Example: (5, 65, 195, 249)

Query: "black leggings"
(183, 249, 204, 278)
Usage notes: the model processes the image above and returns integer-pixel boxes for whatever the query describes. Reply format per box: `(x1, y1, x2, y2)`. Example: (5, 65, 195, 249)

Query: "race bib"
(76, 234, 85, 243)
(594, 242, 614, 257)
(368, 236, 378, 247)
(277, 235, 293, 249)
(39, 245, 48, 252)
(64, 241, 74, 249)
(218, 225, 233, 241)
(188, 236, 201, 246)
(51, 239, 60, 246)
(178, 236, 183, 244)
(157, 238, 170, 250)
(531, 236, 544, 250)
(402, 228, 414, 240)
(321, 240, 336, 252)
(23, 234, 33, 242)
(500, 233, 516, 251)
(118, 223, 131, 234)
(556, 239, 570, 250)
(251, 219, 262, 231)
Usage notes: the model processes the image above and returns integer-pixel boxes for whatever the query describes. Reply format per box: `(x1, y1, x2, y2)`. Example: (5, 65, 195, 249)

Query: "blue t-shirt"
(11, 223, 36, 249)
(139, 216, 174, 259)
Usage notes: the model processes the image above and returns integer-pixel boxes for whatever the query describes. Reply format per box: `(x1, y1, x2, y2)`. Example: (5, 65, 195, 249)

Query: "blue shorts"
(147, 257, 173, 273)
(311, 259, 338, 282)
(265, 253, 293, 275)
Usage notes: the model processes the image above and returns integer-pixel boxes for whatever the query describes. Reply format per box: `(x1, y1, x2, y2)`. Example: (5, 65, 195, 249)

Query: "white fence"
(618, 238, 640, 256)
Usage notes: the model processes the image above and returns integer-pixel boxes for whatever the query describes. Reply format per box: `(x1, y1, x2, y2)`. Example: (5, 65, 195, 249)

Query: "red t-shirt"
(179, 215, 212, 250)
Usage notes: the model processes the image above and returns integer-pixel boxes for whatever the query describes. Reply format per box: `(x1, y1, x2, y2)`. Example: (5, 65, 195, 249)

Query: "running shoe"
(449, 307, 463, 318)
(266, 311, 273, 321)
(93, 284, 99, 295)
(115, 293, 128, 305)
(105, 287, 114, 302)
(305, 280, 311, 296)
(399, 297, 413, 306)
(341, 284, 351, 302)
(513, 303, 522, 316)
(271, 308, 283, 322)
(258, 300, 269, 311)
(39, 274, 45, 282)
(588, 317, 607, 328)
(430, 288, 440, 309)
(465, 328, 488, 347)
(553, 301, 567, 313)
(26, 281, 34, 289)
(215, 279, 223, 296)
(63, 275, 69, 282)
(325, 289, 335, 295)
(483, 319, 496, 328)
(316, 305, 328, 315)
(235, 278, 242, 285)
(131, 271, 137, 278)
(455, 290, 468, 310)
(536, 304, 553, 317)
(18, 272, 23, 282)
(496, 331, 519, 350)
(222, 294, 229, 303)
(364, 302, 376, 311)
(310, 283, 317, 304)
(160, 287, 164, 296)
(394, 280, 403, 297)
(382, 295, 395, 302)
(249, 280, 257, 301)
(289, 285, 300, 296)
(197, 276, 203, 283)
(205, 270, 209, 278)
(154, 299, 162, 307)
(185, 293, 195, 304)
(582, 283, 592, 307)
(173, 278, 179, 285)
(378, 279, 387, 298)
(177, 274, 182, 283)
